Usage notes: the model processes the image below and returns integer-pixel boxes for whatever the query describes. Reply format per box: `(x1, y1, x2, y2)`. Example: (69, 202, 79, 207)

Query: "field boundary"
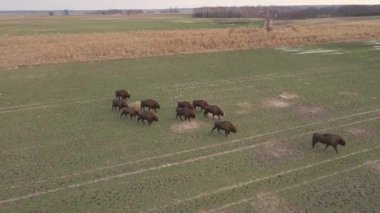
(1, 115, 379, 205)
(205, 160, 379, 212)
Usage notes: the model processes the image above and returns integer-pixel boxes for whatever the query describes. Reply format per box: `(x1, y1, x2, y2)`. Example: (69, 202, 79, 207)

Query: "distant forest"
(193, 5, 380, 19)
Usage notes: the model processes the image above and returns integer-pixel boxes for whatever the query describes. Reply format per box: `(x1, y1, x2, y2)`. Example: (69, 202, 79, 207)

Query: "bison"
(112, 99, 128, 111)
(193, 100, 209, 111)
(312, 133, 346, 154)
(204, 105, 224, 119)
(211, 121, 237, 136)
(120, 107, 139, 119)
(137, 111, 159, 125)
(115, 89, 131, 100)
(141, 99, 160, 112)
(177, 101, 194, 110)
(176, 107, 195, 121)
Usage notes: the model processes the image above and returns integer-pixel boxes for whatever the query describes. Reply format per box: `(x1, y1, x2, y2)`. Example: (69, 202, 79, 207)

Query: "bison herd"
(112, 89, 346, 154)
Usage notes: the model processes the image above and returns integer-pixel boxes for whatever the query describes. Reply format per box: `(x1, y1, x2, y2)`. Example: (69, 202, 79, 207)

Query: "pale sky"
(0, 0, 379, 10)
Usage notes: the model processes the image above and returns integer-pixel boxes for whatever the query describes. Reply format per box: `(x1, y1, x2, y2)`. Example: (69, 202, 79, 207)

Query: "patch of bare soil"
(295, 105, 327, 116)
(263, 98, 291, 108)
(252, 192, 299, 213)
(255, 141, 301, 167)
(236, 102, 253, 115)
(279, 92, 299, 100)
(128, 101, 141, 108)
(345, 127, 371, 138)
(339, 91, 359, 97)
(170, 121, 204, 134)
(236, 109, 250, 115)
(367, 161, 380, 173)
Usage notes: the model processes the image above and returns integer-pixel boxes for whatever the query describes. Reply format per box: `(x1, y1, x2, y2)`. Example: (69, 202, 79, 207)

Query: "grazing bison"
(112, 99, 128, 111)
(115, 89, 131, 100)
(312, 133, 346, 154)
(120, 107, 139, 119)
(176, 107, 195, 121)
(137, 111, 159, 125)
(204, 105, 224, 119)
(177, 101, 194, 110)
(141, 99, 160, 112)
(211, 121, 237, 135)
(193, 100, 209, 111)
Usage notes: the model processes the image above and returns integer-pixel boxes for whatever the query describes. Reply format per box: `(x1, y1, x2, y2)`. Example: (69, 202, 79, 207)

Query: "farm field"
(0, 41, 379, 212)
(0, 14, 262, 36)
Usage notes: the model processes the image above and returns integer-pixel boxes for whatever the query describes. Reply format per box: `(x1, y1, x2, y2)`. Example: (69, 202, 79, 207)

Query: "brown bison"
(120, 107, 139, 119)
(193, 100, 209, 111)
(137, 111, 159, 125)
(176, 107, 195, 121)
(312, 133, 346, 154)
(204, 105, 224, 119)
(177, 101, 194, 110)
(115, 89, 131, 100)
(211, 121, 237, 135)
(112, 99, 128, 111)
(141, 99, 160, 112)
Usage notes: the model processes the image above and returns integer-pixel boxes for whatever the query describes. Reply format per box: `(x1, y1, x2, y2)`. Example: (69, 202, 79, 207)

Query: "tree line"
(193, 5, 380, 19)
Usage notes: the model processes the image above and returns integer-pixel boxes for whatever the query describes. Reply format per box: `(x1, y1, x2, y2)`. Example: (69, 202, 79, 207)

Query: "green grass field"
(0, 41, 379, 212)
(0, 14, 262, 36)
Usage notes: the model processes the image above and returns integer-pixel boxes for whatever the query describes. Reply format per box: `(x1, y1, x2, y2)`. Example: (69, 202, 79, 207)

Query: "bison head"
(339, 139, 346, 146)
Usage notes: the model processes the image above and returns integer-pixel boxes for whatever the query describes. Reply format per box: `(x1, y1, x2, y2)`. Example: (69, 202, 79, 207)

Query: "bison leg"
(325, 144, 329, 150)
(225, 130, 229, 136)
(312, 140, 318, 148)
(211, 126, 217, 133)
(333, 145, 339, 154)
(154, 108, 157, 112)
(120, 112, 125, 118)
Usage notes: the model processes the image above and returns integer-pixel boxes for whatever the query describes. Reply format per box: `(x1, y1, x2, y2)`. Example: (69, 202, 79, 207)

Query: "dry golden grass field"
(0, 16, 379, 69)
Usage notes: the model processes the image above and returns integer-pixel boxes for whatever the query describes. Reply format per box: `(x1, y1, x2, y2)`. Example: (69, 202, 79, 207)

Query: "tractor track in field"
(3, 108, 380, 186)
(205, 160, 379, 213)
(1, 115, 379, 206)
(144, 150, 380, 212)
(2, 108, 380, 188)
